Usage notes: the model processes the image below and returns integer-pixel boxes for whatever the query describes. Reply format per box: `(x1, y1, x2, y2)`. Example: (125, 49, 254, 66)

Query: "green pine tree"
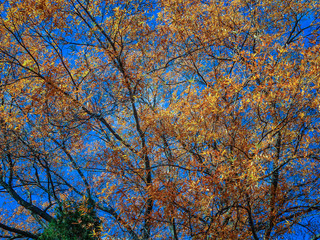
(40, 199, 101, 240)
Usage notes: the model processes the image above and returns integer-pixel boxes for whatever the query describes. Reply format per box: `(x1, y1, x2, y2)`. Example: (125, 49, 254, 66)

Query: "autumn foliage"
(0, 0, 320, 239)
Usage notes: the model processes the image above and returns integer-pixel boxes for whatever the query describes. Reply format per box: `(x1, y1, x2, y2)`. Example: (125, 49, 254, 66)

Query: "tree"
(39, 197, 101, 240)
(0, 0, 319, 239)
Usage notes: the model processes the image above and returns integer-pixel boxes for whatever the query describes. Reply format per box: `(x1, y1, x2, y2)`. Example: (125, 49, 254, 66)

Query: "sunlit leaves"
(0, 0, 319, 239)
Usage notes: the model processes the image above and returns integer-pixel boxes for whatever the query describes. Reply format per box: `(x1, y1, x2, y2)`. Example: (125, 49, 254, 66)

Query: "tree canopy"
(0, 0, 320, 239)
